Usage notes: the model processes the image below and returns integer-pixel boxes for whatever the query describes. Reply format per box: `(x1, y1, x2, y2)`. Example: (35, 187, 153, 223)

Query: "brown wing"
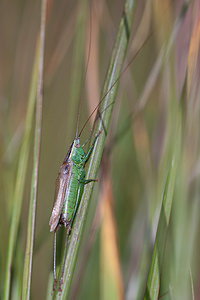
(49, 162, 72, 232)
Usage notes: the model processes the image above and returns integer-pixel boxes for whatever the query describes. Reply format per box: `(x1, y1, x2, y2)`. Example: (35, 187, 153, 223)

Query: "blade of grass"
(3, 22, 40, 300)
(85, 0, 101, 126)
(69, 197, 101, 300)
(67, 0, 88, 140)
(100, 166, 124, 300)
(140, 4, 191, 299)
(22, 0, 47, 299)
(46, 272, 54, 300)
(113, 1, 190, 148)
(52, 0, 137, 298)
(46, 7, 76, 83)
(187, 14, 200, 96)
(144, 85, 182, 299)
(168, 13, 200, 297)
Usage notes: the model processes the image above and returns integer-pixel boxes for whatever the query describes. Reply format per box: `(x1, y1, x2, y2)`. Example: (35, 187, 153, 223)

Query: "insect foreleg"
(81, 134, 92, 148)
(79, 168, 98, 185)
(83, 130, 101, 163)
(79, 179, 97, 184)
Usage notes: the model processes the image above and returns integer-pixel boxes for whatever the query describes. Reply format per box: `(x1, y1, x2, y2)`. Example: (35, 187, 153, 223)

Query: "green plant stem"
(53, 0, 137, 298)
(144, 91, 182, 300)
(3, 28, 39, 300)
(67, 0, 88, 139)
(22, 0, 47, 299)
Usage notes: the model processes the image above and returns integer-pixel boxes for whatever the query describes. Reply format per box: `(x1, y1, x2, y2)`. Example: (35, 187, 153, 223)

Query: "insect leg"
(58, 227, 70, 292)
(79, 168, 98, 184)
(83, 130, 101, 163)
(81, 104, 109, 148)
(53, 232, 57, 291)
(81, 134, 92, 148)
(79, 179, 98, 184)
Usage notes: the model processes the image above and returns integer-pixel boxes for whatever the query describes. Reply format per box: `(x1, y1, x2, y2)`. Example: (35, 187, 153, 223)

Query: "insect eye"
(75, 143, 80, 148)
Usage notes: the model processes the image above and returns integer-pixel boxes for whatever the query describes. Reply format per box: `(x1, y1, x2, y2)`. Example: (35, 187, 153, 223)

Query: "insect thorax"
(70, 139, 85, 165)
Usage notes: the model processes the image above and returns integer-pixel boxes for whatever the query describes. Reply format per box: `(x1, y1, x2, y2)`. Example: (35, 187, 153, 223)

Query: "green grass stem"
(3, 30, 40, 300)
(52, 0, 137, 298)
(22, 0, 47, 299)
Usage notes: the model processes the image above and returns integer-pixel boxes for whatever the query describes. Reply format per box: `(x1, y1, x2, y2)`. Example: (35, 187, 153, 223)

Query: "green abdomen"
(61, 165, 85, 225)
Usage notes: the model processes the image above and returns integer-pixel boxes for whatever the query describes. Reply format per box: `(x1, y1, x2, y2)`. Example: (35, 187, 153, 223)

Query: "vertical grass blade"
(144, 105, 182, 299)
(21, 0, 47, 299)
(52, 0, 137, 298)
(67, 0, 88, 139)
(3, 26, 40, 300)
(100, 170, 124, 300)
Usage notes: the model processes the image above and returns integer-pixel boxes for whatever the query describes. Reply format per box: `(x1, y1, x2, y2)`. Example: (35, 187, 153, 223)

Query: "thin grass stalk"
(67, 0, 88, 140)
(3, 24, 41, 300)
(100, 166, 124, 300)
(113, 1, 190, 149)
(144, 72, 182, 299)
(144, 119, 181, 299)
(52, 0, 137, 298)
(46, 273, 54, 300)
(22, 0, 47, 299)
(131, 4, 190, 298)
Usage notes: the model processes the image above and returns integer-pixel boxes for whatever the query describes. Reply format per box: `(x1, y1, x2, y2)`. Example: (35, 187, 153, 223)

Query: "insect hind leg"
(53, 232, 57, 291)
(58, 183, 83, 292)
(58, 226, 71, 292)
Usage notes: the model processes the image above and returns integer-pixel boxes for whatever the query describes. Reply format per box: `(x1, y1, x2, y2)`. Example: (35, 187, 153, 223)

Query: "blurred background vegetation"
(0, 0, 200, 299)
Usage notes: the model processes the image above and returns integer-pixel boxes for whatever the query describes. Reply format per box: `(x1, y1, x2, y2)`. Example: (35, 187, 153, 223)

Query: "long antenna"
(75, 2, 92, 138)
(78, 34, 151, 138)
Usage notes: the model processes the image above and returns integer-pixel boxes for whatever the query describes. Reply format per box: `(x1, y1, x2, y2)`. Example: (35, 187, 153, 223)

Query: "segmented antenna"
(78, 34, 151, 138)
(75, 2, 92, 138)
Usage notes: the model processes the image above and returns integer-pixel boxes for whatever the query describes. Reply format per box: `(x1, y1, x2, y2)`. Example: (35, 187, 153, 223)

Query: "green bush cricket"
(49, 128, 101, 292)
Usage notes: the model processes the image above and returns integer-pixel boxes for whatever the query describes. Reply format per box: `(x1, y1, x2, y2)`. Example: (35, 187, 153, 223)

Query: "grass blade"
(22, 0, 47, 299)
(100, 168, 124, 300)
(52, 0, 137, 298)
(144, 102, 182, 299)
(3, 25, 40, 300)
